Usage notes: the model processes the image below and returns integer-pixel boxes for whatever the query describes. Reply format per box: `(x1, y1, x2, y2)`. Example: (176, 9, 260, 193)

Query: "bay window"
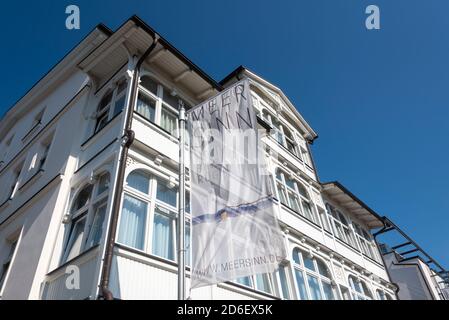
(137, 75, 189, 137)
(276, 169, 320, 225)
(326, 203, 358, 249)
(292, 248, 336, 300)
(118, 169, 191, 264)
(353, 223, 380, 261)
(262, 110, 299, 157)
(61, 172, 110, 263)
(348, 275, 373, 300)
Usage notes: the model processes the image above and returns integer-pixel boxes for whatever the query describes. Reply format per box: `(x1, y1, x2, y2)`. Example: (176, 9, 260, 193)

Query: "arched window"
(353, 223, 379, 261)
(261, 109, 299, 157)
(94, 79, 128, 134)
(292, 248, 335, 300)
(275, 169, 320, 225)
(376, 289, 394, 300)
(348, 275, 373, 300)
(62, 172, 110, 263)
(326, 203, 357, 248)
(137, 75, 187, 136)
(118, 169, 191, 264)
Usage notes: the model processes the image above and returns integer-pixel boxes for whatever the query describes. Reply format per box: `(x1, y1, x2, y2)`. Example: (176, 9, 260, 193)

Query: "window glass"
(307, 275, 322, 300)
(278, 265, 291, 299)
(118, 195, 147, 250)
(136, 93, 156, 122)
(322, 282, 335, 300)
(317, 260, 330, 278)
(255, 273, 272, 294)
(63, 215, 86, 262)
(73, 185, 93, 211)
(127, 170, 150, 194)
(85, 204, 106, 249)
(152, 209, 174, 260)
(236, 276, 252, 287)
(141, 76, 158, 96)
(162, 85, 179, 108)
(156, 179, 177, 207)
(303, 253, 315, 271)
(292, 248, 301, 265)
(161, 106, 177, 134)
(97, 173, 110, 196)
(98, 91, 113, 111)
(294, 269, 308, 300)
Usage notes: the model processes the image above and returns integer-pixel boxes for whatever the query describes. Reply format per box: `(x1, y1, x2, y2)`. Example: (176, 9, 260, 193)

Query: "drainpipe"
(99, 34, 160, 300)
(373, 217, 401, 300)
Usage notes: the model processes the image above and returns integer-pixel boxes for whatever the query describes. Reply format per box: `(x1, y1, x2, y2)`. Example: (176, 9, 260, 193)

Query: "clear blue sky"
(1, 0, 448, 267)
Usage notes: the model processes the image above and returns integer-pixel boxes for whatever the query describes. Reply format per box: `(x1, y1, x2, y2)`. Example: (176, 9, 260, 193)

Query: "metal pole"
(178, 101, 186, 300)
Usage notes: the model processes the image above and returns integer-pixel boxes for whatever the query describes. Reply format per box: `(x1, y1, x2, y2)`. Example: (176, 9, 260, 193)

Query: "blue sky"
(1, 0, 448, 267)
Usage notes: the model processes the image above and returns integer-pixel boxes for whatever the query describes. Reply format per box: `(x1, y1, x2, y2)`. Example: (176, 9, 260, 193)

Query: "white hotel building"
(0, 16, 444, 300)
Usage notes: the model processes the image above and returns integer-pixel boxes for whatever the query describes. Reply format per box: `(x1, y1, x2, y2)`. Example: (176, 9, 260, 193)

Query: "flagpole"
(178, 100, 186, 300)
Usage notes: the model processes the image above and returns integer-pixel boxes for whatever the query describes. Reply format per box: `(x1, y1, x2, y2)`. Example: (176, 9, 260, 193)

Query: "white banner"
(187, 80, 287, 289)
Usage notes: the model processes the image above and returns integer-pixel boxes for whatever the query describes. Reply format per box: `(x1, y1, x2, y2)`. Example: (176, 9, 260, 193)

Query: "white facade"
(0, 16, 417, 300)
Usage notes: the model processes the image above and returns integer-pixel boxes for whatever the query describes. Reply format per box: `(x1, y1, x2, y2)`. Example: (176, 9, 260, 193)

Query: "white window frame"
(61, 172, 110, 264)
(94, 78, 128, 134)
(118, 169, 192, 265)
(348, 275, 373, 300)
(326, 203, 358, 249)
(0, 231, 21, 295)
(137, 75, 183, 137)
(276, 169, 320, 225)
(291, 248, 336, 300)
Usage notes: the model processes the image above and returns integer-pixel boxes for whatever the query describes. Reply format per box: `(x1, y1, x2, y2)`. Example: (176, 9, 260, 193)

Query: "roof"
(321, 181, 385, 229)
(220, 65, 318, 141)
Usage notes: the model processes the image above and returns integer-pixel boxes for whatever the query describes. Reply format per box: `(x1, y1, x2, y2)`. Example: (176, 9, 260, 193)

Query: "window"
(0, 135, 14, 166)
(0, 238, 19, 291)
(292, 248, 335, 300)
(37, 134, 53, 171)
(61, 172, 110, 263)
(348, 275, 373, 300)
(8, 162, 23, 200)
(300, 147, 313, 168)
(32, 108, 45, 128)
(137, 75, 188, 137)
(262, 110, 299, 157)
(376, 289, 393, 300)
(118, 169, 191, 264)
(353, 223, 379, 261)
(94, 79, 128, 134)
(277, 264, 292, 299)
(234, 273, 275, 295)
(276, 169, 320, 225)
(319, 208, 333, 234)
(326, 203, 358, 248)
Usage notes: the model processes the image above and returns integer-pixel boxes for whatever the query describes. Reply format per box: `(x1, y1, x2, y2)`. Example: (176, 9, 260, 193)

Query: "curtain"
(118, 195, 147, 250)
(136, 93, 155, 122)
(161, 107, 177, 135)
(127, 170, 150, 194)
(152, 210, 174, 260)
